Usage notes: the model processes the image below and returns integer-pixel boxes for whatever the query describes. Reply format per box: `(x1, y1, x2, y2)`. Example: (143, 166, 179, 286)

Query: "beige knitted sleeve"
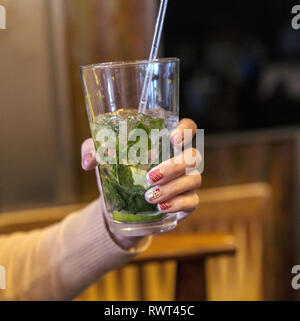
(0, 199, 151, 301)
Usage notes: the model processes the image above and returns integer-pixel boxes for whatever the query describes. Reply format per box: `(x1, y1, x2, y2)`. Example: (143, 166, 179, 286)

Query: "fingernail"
(83, 152, 93, 168)
(158, 201, 171, 211)
(171, 131, 183, 145)
(147, 168, 163, 184)
(145, 187, 161, 201)
(174, 134, 183, 145)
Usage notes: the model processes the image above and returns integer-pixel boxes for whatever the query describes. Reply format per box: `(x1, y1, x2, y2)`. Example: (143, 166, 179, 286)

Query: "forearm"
(0, 199, 150, 301)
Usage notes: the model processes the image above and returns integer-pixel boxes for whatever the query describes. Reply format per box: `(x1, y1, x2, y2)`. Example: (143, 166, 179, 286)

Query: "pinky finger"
(157, 190, 199, 214)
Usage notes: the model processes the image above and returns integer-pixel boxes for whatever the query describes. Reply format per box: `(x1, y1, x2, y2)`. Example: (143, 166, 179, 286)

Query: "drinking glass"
(80, 58, 179, 236)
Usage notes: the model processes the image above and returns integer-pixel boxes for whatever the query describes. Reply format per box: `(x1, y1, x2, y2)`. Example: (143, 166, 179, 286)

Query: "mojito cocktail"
(81, 58, 179, 236)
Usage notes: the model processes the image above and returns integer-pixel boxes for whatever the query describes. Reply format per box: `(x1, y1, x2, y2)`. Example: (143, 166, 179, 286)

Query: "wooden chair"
(133, 233, 236, 300)
(0, 181, 271, 300)
(0, 204, 84, 234)
(174, 182, 273, 300)
(0, 202, 236, 301)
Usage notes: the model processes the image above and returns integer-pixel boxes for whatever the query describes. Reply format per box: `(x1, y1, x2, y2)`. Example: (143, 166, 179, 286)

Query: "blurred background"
(0, 0, 300, 300)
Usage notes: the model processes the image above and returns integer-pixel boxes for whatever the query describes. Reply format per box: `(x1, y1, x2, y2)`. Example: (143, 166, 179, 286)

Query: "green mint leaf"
(117, 164, 134, 186)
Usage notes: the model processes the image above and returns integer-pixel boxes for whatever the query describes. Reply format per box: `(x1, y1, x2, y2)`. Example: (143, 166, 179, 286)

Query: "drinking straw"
(138, 0, 168, 114)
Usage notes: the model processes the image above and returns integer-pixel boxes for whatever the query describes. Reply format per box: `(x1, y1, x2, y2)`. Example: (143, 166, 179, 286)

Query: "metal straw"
(138, 0, 168, 114)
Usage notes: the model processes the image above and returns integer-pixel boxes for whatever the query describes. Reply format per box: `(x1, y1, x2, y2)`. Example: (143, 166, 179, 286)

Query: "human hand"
(81, 118, 201, 248)
(144, 118, 201, 222)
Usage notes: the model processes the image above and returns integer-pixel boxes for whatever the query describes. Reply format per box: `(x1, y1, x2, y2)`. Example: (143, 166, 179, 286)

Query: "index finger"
(147, 147, 202, 186)
(170, 118, 197, 146)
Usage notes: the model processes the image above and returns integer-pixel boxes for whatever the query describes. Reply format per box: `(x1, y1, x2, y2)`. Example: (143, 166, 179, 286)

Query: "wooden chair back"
(174, 182, 273, 300)
(0, 182, 272, 300)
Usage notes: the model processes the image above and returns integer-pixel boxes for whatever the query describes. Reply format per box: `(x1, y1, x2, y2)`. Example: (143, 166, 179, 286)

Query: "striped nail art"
(148, 168, 163, 184)
(172, 134, 182, 145)
(145, 188, 161, 201)
(159, 201, 171, 211)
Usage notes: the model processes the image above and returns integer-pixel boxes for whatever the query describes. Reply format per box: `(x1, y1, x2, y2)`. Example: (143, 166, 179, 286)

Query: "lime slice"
(113, 211, 164, 223)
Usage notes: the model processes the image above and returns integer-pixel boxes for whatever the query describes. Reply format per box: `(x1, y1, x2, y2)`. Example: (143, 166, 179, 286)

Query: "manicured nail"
(172, 134, 182, 145)
(147, 168, 163, 184)
(145, 187, 161, 201)
(158, 201, 171, 211)
(171, 129, 183, 145)
(83, 152, 93, 168)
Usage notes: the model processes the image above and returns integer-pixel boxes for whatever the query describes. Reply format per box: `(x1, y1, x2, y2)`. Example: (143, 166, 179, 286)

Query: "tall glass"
(80, 58, 179, 236)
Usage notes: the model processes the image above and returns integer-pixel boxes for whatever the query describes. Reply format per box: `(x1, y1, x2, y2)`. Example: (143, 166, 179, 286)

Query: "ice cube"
(144, 106, 166, 119)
